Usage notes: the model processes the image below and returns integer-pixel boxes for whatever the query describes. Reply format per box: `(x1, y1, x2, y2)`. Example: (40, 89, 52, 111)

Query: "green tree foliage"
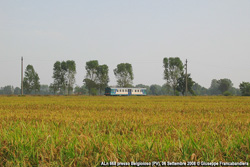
(65, 60, 76, 95)
(97, 64, 109, 94)
(0, 85, 14, 95)
(83, 78, 97, 95)
(84, 60, 109, 95)
(83, 60, 99, 95)
(208, 79, 220, 95)
(228, 87, 241, 96)
(163, 57, 184, 95)
(85, 60, 99, 81)
(114, 63, 133, 87)
(161, 84, 173, 95)
(135, 84, 170, 95)
(208, 79, 239, 96)
(50, 61, 63, 94)
(135, 84, 147, 88)
(149, 84, 162, 95)
(217, 78, 233, 94)
(239, 82, 250, 96)
(192, 83, 208, 95)
(33, 72, 40, 93)
(4, 85, 14, 94)
(223, 91, 232, 96)
(14, 87, 21, 95)
(23, 65, 40, 94)
(90, 88, 97, 96)
(50, 60, 76, 95)
(60, 61, 68, 93)
(39, 85, 53, 95)
(176, 73, 195, 95)
(149, 85, 157, 95)
(74, 85, 88, 95)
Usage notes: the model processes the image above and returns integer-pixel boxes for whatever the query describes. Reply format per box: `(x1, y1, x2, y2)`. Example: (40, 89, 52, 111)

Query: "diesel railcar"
(105, 87, 146, 96)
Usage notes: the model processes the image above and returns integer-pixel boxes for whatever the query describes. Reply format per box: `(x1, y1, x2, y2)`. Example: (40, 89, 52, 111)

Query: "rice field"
(0, 96, 249, 166)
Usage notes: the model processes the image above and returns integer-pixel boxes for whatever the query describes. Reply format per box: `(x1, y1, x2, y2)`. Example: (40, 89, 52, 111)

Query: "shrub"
(223, 91, 232, 96)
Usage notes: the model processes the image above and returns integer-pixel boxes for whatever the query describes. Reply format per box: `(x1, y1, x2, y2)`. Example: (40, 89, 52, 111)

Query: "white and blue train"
(105, 87, 146, 96)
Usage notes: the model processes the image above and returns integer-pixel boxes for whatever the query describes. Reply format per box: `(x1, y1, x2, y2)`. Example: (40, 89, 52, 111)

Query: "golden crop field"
(0, 96, 249, 166)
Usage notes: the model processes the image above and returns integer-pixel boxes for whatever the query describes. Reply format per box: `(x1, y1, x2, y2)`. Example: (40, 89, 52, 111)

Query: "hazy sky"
(1, 0, 250, 88)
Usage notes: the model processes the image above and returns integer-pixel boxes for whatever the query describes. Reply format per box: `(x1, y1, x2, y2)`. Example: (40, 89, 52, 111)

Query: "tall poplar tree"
(23, 65, 40, 94)
(163, 57, 184, 95)
(65, 60, 76, 95)
(50, 60, 76, 95)
(97, 64, 109, 94)
(83, 60, 99, 95)
(83, 60, 109, 95)
(114, 63, 133, 87)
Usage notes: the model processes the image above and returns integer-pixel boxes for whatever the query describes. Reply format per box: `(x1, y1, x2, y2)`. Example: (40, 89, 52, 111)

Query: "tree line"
(1, 57, 250, 96)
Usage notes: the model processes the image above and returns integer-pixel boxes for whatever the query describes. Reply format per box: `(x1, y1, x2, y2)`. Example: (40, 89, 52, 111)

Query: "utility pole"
(21, 57, 23, 95)
(185, 59, 188, 96)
